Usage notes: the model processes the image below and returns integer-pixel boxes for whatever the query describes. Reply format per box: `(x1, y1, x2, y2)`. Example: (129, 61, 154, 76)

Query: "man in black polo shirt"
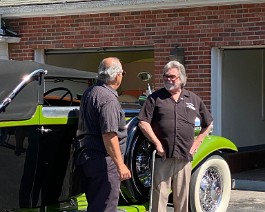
(77, 57, 131, 212)
(138, 60, 213, 212)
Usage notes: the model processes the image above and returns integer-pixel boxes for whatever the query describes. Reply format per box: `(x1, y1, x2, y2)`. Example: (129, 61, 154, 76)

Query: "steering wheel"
(44, 87, 73, 106)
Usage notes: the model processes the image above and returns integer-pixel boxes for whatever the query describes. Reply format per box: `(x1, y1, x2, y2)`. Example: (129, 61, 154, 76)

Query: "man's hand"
(118, 164, 131, 181)
(190, 122, 213, 155)
(189, 139, 201, 155)
(155, 142, 165, 157)
(138, 120, 166, 158)
(103, 132, 131, 181)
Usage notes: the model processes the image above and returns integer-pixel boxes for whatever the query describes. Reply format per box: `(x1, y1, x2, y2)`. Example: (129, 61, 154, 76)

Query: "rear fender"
(192, 135, 238, 169)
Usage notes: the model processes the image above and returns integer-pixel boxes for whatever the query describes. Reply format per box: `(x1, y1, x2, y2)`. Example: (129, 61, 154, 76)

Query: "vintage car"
(0, 60, 237, 212)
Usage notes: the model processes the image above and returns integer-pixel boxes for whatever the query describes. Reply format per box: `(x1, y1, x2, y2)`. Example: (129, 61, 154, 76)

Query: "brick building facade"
(3, 2, 265, 108)
(1, 0, 265, 172)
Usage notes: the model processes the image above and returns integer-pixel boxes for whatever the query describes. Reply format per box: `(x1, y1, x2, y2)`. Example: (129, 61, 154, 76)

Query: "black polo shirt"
(138, 88, 213, 161)
(77, 80, 127, 158)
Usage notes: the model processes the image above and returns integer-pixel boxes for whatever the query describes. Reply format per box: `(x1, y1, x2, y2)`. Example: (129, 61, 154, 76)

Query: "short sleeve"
(138, 95, 155, 123)
(199, 100, 213, 128)
(99, 100, 121, 133)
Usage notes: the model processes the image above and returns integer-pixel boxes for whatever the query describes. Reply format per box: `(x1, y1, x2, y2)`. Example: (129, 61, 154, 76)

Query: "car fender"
(192, 135, 238, 169)
(125, 117, 141, 155)
(121, 117, 149, 203)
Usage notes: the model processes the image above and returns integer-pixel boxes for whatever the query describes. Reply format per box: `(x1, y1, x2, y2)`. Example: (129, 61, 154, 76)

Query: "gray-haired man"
(138, 60, 213, 212)
(77, 57, 131, 212)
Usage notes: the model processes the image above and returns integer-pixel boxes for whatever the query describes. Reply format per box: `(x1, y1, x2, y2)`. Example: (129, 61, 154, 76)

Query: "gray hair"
(163, 60, 187, 87)
(98, 57, 123, 83)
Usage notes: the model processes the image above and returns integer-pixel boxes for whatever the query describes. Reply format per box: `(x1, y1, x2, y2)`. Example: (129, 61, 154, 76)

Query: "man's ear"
(115, 73, 121, 81)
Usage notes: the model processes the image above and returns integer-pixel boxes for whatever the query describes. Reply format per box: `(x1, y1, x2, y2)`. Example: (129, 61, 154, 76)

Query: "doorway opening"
(44, 47, 154, 99)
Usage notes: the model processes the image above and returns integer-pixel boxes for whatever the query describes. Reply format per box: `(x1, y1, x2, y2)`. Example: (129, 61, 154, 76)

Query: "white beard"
(164, 82, 178, 91)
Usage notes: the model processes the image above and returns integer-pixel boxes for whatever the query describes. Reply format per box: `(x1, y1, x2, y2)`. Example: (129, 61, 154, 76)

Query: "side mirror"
(137, 72, 152, 82)
(137, 72, 153, 97)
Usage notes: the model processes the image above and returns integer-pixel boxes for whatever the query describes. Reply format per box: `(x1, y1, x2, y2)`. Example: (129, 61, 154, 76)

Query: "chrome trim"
(0, 69, 47, 112)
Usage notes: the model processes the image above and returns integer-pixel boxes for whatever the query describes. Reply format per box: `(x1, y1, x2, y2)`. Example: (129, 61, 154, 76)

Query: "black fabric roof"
(0, 60, 97, 122)
(0, 60, 97, 79)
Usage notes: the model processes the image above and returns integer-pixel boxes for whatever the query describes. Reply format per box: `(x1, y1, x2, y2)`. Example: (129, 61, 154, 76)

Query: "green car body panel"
(192, 135, 238, 169)
(0, 105, 79, 127)
(0, 107, 40, 127)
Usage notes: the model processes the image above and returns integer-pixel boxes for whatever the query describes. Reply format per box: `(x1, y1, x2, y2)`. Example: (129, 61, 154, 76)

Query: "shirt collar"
(180, 88, 190, 98)
(96, 80, 118, 97)
(162, 87, 190, 98)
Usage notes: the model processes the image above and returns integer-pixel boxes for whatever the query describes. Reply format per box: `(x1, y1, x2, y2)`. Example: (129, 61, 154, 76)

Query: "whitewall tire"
(189, 155, 231, 212)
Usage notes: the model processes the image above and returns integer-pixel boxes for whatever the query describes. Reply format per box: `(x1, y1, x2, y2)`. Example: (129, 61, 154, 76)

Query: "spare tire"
(121, 123, 154, 204)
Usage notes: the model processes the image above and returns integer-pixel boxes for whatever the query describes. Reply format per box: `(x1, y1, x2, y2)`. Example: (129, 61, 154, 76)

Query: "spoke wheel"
(134, 138, 153, 189)
(190, 155, 231, 212)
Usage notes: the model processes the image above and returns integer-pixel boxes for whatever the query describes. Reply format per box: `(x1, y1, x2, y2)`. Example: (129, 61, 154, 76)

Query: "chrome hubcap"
(199, 167, 223, 211)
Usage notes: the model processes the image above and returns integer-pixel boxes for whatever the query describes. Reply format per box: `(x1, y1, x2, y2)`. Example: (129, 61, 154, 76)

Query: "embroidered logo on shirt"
(186, 102, 196, 111)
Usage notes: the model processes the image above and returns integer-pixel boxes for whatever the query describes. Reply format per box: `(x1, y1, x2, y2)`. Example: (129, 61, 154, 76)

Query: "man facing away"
(138, 60, 213, 212)
(76, 57, 131, 212)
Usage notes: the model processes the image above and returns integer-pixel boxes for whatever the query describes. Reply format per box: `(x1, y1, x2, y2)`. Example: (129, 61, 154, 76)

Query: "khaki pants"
(151, 158, 192, 212)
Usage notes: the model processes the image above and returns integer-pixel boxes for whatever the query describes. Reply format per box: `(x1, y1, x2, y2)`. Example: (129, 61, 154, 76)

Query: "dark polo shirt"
(138, 88, 213, 161)
(77, 80, 127, 158)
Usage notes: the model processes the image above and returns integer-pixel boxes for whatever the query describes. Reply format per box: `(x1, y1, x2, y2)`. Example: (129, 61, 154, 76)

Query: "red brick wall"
(6, 3, 265, 106)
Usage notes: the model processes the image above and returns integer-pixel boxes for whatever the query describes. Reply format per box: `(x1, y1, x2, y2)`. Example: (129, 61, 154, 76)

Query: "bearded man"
(138, 60, 213, 212)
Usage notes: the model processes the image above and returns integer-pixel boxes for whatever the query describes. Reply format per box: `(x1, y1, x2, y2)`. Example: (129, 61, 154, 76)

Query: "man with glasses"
(76, 57, 131, 212)
(138, 60, 213, 212)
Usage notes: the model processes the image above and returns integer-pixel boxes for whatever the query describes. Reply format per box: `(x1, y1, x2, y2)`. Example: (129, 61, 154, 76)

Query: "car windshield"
(43, 78, 94, 106)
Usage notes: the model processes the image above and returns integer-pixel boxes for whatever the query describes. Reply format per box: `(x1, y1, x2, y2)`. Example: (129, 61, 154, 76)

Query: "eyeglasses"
(122, 71, 126, 76)
(163, 74, 179, 81)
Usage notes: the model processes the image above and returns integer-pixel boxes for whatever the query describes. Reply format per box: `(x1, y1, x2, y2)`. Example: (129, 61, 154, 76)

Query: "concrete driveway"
(228, 189, 265, 212)
(228, 168, 265, 211)
(166, 189, 265, 212)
